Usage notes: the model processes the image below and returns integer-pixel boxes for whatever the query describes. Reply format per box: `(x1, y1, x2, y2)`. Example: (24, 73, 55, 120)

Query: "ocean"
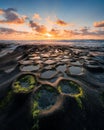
(0, 39, 104, 47)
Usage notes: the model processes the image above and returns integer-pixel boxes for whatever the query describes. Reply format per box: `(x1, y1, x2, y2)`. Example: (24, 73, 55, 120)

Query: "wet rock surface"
(0, 43, 104, 130)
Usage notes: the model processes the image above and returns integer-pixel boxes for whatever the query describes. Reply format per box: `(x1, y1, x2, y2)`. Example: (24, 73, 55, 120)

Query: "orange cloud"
(0, 26, 104, 40)
(46, 17, 73, 26)
(33, 13, 41, 20)
(49, 27, 104, 39)
(0, 9, 4, 15)
(29, 20, 47, 34)
(94, 20, 104, 27)
(63, 30, 78, 37)
(55, 19, 69, 26)
(49, 29, 75, 39)
(0, 8, 27, 24)
(0, 27, 28, 34)
(36, 25, 47, 34)
(50, 28, 59, 35)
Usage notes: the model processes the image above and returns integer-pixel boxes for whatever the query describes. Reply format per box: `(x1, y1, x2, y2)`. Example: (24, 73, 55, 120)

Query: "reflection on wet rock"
(40, 69, 57, 79)
(20, 64, 40, 72)
(68, 66, 83, 75)
(56, 64, 66, 72)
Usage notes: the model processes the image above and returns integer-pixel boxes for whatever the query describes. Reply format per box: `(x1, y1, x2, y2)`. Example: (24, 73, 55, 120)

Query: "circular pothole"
(32, 85, 59, 111)
(57, 79, 84, 108)
(57, 79, 82, 96)
(40, 70, 56, 79)
(12, 74, 36, 93)
(69, 66, 83, 75)
(20, 64, 40, 72)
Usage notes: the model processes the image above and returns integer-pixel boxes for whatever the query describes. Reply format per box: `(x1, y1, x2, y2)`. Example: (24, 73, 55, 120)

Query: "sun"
(45, 33, 52, 38)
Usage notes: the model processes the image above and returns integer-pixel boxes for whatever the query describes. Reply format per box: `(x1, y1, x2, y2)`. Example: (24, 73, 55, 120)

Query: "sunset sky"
(0, 0, 104, 40)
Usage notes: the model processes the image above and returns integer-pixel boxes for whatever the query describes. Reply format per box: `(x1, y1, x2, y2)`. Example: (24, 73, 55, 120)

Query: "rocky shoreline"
(0, 43, 104, 130)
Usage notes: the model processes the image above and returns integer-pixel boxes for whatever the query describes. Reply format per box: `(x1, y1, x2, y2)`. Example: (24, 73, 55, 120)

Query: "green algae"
(31, 85, 59, 129)
(57, 85, 62, 93)
(57, 80, 84, 109)
(13, 75, 36, 93)
(32, 101, 40, 130)
(35, 86, 58, 110)
(73, 87, 84, 109)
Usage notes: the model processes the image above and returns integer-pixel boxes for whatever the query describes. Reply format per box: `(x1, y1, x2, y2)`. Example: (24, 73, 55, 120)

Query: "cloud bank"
(29, 20, 47, 34)
(0, 8, 27, 24)
(94, 20, 104, 27)
(0, 8, 104, 40)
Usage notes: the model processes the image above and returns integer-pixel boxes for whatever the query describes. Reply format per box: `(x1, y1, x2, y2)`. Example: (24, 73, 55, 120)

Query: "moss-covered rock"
(32, 85, 59, 111)
(57, 79, 84, 108)
(31, 85, 60, 130)
(12, 74, 36, 93)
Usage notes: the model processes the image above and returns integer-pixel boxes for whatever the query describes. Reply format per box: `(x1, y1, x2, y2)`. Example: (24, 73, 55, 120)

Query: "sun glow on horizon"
(44, 33, 53, 39)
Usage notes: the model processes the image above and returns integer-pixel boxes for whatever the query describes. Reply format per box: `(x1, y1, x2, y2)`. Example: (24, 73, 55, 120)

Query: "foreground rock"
(0, 44, 104, 130)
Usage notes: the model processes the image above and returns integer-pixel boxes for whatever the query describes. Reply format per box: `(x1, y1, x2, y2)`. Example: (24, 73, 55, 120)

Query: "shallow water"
(40, 70, 56, 79)
(69, 66, 83, 75)
(20, 64, 40, 72)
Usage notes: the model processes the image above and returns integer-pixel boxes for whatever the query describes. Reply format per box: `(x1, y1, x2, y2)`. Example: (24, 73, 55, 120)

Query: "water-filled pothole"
(20, 64, 40, 72)
(12, 74, 36, 93)
(57, 80, 80, 95)
(32, 85, 59, 110)
(69, 66, 82, 75)
(56, 64, 66, 72)
(40, 70, 56, 79)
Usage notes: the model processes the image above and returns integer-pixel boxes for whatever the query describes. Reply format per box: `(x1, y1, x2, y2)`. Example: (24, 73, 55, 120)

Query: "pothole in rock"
(40, 70, 56, 79)
(69, 66, 83, 75)
(32, 85, 59, 110)
(57, 80, 81, 95)
(12, 74, 36, 93)
(48, 77, 58, 83)
(56, 64, 66, 72)
(20, 64, 40, 72)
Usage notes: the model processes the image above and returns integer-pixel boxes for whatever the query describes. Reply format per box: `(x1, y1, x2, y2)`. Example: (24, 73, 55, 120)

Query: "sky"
(0, 0, 104, 40)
